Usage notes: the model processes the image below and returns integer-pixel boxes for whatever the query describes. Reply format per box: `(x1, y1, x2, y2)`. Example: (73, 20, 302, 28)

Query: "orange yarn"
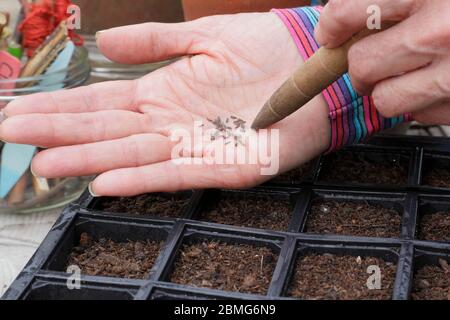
(19, 0, 83, 57)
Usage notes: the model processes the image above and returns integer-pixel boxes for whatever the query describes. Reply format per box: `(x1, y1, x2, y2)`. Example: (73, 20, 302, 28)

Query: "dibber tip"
(251, 105, 283, 130)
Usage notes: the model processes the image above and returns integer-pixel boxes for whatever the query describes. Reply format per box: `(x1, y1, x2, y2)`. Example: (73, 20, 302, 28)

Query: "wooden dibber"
(0, 12, 9, 50)
(251, 25, 392, 129)
(0, 12, 9, 33)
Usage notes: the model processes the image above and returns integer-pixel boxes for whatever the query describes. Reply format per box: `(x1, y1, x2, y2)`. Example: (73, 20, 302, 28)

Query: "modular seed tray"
(3, 135, 450, 300)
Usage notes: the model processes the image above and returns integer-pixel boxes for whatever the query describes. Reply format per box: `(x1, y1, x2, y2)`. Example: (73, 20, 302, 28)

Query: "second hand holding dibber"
(251, 24, 394, 130)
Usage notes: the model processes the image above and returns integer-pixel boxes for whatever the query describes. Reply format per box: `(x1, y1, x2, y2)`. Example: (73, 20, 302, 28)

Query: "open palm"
(1, 12, 329, 196)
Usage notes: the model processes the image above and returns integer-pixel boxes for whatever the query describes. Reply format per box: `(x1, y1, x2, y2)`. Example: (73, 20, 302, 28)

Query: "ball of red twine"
(19, 0, 83, 57)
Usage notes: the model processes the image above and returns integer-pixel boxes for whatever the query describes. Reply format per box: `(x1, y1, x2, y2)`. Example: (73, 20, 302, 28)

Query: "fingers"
(348, 20, 432, 94)
(96, 20, 210, 65)
(315, 0, 417, 48)
(90, 160, 261, 197)
(88, 96, 332, 197)
(31, 134, 173, 178)
(87, 93, 332, 197)
(0, 110, 155, 147)
(372, 63, 447, 118)
(3, 80, 139, 117)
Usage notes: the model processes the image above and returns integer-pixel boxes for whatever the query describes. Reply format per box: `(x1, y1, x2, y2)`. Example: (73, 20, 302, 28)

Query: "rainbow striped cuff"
(273, 7, 412, 152)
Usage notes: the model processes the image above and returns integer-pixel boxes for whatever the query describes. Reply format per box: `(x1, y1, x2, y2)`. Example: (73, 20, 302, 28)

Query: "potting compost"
(3, 135, 450, 300)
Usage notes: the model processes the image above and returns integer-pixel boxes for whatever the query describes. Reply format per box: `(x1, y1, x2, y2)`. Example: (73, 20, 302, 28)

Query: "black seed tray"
(3, 135, 450, 300)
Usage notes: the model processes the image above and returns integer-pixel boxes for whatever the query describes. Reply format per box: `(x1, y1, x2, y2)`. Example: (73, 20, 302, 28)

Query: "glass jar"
(0, 46, 91, 214)
(0, 46, 90, 104)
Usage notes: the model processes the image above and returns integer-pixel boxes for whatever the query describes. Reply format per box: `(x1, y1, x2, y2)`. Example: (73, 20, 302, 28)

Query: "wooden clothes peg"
(7, 173, 28, 205)
(0, 12, 9, 34)
(19, 21, 69, 87)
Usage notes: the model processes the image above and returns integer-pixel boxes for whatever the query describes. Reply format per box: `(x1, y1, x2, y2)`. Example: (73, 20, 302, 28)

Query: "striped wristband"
(273, 6, 412, 152)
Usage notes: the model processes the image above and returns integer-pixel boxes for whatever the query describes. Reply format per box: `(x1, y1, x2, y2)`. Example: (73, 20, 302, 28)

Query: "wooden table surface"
(0, 209, 61, 297)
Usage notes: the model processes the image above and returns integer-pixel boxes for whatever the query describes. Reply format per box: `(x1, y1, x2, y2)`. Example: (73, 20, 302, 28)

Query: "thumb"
(96, 20, 209, 64)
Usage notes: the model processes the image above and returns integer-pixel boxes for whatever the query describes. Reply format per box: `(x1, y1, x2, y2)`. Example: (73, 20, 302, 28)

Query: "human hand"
(0, 13, 330, 196)
(315, 0, 450, 124)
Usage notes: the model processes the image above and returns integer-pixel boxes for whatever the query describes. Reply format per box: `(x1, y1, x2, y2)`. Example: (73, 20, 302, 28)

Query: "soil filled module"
(95, 193, 192, 218)
(197, 192, 293, 231)
(412, 259, 450, 300)
(305, 199, 402, 238)
(287, 253, 397, 300)
(66, 233, 163, 279)
(319, 150, 409, 185)
(170, 241, 278, 295)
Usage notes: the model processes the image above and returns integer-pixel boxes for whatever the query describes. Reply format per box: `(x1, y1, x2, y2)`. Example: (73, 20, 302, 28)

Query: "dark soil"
(272, 161, 314, 184)
(422, 166, 450, 188)
(305, 200, 402, 238)
(197, 193, 292, 231)
(412, 259, 450, 300)
(319, 151, 409, 185)
(66, 233, 163, 279)
(96, 193, 191, 218)
(170, 241, 278, 295)
(418, 212, 450, 242)
(287, 254, 397, 300)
